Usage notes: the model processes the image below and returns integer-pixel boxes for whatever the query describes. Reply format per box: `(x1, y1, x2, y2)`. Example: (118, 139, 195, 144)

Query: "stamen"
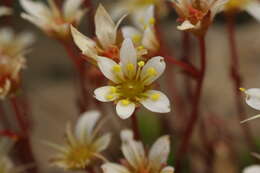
(150, 93, 160, 101)
(149, 17, 155, 25)
(239, 88, 246, 92)
(138, 61, 145, 67)
(132, 34, 141, 44)
(113, 65, 121, 73)
(137, 46, 145, 51)
(121, 99, 130, 106)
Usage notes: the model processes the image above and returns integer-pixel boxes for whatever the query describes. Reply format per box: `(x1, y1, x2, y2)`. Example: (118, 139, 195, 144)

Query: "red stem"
(131, 111, 140, 140)
(226, 14, 256, 152)
(175, 36, 206, 172)
(84, 0, 95, 36)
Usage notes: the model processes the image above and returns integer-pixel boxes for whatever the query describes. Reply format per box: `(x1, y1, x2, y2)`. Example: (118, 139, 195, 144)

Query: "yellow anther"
(149, 17, 155, 25)
(239, 88, 246, 92)
(138, 61, 145, 67)
(150, 93, 160, 101)
(110, 87, 117, 93)
(121, 99, 130, 106)
(106, 95, 114, 100)
(113, 65, 121, 72)
(132, 34, 141, 43)
(137, 46, 145, 51)
(147, 67, 157, 76)
(127, 63, 135, 71)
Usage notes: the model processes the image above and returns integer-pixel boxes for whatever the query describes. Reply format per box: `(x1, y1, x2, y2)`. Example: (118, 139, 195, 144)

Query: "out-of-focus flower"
(243, 165, 260, 173)
(171, 0, 228, 36)
(49, 110, 111, 170)
(0, 6, 12, 17)
(102, 129, 174, 173)
(71, 4, 125, 62)
(0, 28, 33, 99)
(94, 39, 170, 119)
(224, 0, 260, 21)
(122, 5, 159, 55)
(20, 0, 86, 39)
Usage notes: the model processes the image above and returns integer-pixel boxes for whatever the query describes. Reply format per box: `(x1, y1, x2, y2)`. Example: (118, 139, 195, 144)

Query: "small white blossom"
(49, 110, 111, 170)
(102, 130, 174, 173)
(243, 165, 260, 173)
(20, 0, 86, 39)
(0, 6, 12, 17)
(94, 39, 170, 119)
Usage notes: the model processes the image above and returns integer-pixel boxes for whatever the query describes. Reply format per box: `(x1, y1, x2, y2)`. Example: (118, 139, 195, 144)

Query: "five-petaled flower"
(49, 110, 111, 170)
(71, 4, 125, 62)
(20, 0, 87, 39)
(102, 129, 174, 173)
(171, 0, 228, 36)
(0, 28, 33, 99)
(94, 39, 170, 119)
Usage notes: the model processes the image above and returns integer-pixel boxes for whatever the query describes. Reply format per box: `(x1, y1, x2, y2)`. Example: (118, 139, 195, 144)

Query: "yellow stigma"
(106, 95, 114, 100)
(132, 34, 141, 43)
(239, 88, 246, 92)
(113, 65, 121, 72)
(149, 17, 155, 25)
(147, 67, 157, 76)
(138, 61, 145, 67)
(127, 63, 135, 71)
(121, 99, 130, 106)
(150, 93, 160, 101)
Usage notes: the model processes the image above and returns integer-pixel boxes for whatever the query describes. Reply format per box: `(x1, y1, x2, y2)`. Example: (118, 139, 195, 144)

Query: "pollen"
(149, 17, 155, 25)
(138, 61, 145, 67)
(147, 67, 157, 76)
(239, 88, 246, 92)
(127, 63, 135, 71)
(150, 93, 160, 101)
(121, 99, 130, 106)
(113, 65, 121, 72)
(132, 34, 142, 44)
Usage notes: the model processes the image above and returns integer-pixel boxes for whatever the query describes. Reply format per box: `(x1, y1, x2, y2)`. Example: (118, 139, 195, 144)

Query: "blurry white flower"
(171, 0, 228, 35)
(0, 28, 34, 99)
(94, 39, 170, 119)
(20, 0, 86, 39)
(243, 165, 260, 173)
(225, 0, 260, 21)
(122, 5, 159, 55)
(0, 6, 12, 17)
(102, 130, 174, 173)
(49, 110, 111, 170)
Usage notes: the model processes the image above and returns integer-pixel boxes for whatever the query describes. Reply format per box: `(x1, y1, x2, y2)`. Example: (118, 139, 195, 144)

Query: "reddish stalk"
(226, 14, 256, 152)
(175, 36, 206, 172)
(84, 0, 95, 36)
(131, 110, 140, 140)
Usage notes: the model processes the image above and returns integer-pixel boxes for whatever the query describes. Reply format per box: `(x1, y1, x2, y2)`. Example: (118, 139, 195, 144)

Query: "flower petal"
(177, 20, 196, 30)
(149, 135, 170, 170)
(120, 129, 134, 143)
(142, 27, 159, 53)
(122, 26, 142, 44)
(140, 90, 171, 113)
(95, 4, 116, 49)
(160, 166, 175, 173)
(75, 110, 101, 140)
(243, 165, 260, 173)
(116, 100, 136, 119)
(20, 0, 50, 19)
(93, 133, 111, 152)
(245, 1, 260, 22)
(245, 88, 260, 110)
(132, 5, 155, 30)
(70, 25, 98, 59)
(141, 56, 166, 85)
(63, 0, 83, 19)
(97, 56, 121, 83)
(102, 163, 131, 173)
(21, 13, 47, 30)
(94, 86, 118, 102)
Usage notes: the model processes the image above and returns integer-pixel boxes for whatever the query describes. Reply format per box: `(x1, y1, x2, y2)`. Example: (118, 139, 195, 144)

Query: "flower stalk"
(131, 110, 140, 140)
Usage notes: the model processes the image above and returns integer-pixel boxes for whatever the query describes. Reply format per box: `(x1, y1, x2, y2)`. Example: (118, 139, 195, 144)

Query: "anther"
(138, 61, 145, 67)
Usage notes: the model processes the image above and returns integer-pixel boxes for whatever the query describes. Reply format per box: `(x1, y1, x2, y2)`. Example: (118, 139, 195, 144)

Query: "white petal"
(120, 39, 137, 77)
(245, 88, 260, 110)
(97, 56, 121, 83)
(142, 27, 159, 52)
(95, 4, 116, 49)
(149, 135, 170, 169)
(122, 26, 141, 41)
(120, 129, 134, 142)
(243, 165, 260, 173)
(210, 0, 228, 19)
(102, 163, 131, 173)
(21, 13, 47, 30)
(0, 6, 12, 17)
(245, 1, 260, 22)
(94, 86, 117, 102)
(116, 101, 136, 119)
(93, 133, 111, 152)
(160, 166, 175, 173)
(177, 20, 196, 30)
(75, 110, 101, 140)
(132, 5, 155, 30)
(70, 25, 98, 59)
(20, 0, 50, 19)
(63, 0, 83, 19)
(141, 90, 171, 113)
(141, 56, 166, 85)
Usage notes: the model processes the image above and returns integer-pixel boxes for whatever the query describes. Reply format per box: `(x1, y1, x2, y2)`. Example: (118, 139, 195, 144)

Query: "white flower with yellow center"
(0, 6, 12, 17)
(0, 28, 34, 99)
(102, 130, 174, 173)
(49, 110, 111, 170)
(71, 4, 125, 61)
(20, 0, 86, 39)
(225, 0, 260, 21)
(243, 165, 260, 173)
(94, 39, 170, 119)
(122, 5, 159, 55)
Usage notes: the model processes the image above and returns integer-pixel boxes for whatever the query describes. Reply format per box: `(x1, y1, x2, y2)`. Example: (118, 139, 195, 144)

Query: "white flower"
(243, 165, 260, 173)
(102, 130, 174, 173)
(20, 0, 86, 39)
(0, 6, 12, 17)
(225, 0, 260, 21)
(49, 110, 111, 170)
(122, 5, 159, 55)
(71, 4, 125, 61)
(171, 0, 228, 35)
(94, 38, 170, 119)
(0, 28, 34, 99)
